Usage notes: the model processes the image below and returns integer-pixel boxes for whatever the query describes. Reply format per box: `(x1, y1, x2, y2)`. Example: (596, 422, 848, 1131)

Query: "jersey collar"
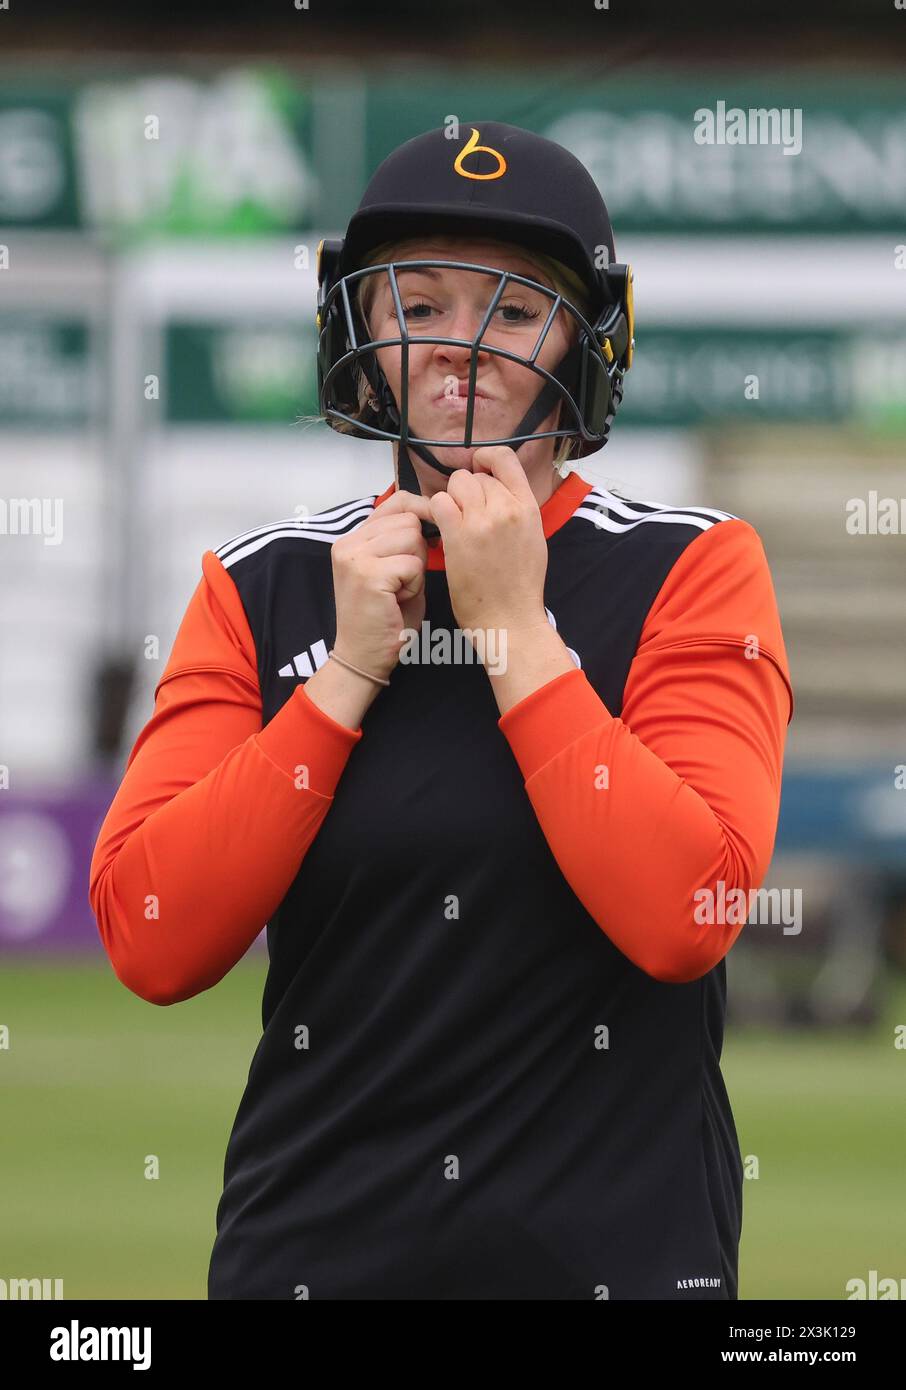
(371, 470, 595, 570)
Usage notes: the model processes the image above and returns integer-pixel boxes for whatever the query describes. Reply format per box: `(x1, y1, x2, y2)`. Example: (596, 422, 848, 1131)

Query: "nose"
(431, 302, 492, 368)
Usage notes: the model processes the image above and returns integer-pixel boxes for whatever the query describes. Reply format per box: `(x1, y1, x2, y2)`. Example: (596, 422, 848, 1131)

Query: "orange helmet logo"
(453, 127, 507, 181)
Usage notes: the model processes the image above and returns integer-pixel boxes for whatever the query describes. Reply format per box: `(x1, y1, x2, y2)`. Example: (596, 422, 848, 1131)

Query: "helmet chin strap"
(381, 343, 583, 541)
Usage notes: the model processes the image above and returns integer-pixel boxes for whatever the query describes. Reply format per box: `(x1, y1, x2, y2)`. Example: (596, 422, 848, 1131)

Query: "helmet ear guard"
(595, 262, 634, 370)
(317, 238, 380, 419)
(564, 261, 633, 459)
(315, 237, 342, 318)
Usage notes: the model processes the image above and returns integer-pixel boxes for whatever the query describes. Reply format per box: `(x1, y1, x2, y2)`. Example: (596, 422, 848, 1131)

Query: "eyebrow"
(373, 264, 549, 301)
(381, 266, 443, 288)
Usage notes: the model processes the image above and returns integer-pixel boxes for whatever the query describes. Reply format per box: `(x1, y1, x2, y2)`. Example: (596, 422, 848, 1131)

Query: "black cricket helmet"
(315, 120, 634, 531)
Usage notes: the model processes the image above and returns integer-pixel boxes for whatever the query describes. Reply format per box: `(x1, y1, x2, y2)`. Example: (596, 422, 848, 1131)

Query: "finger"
(429, 489, 464, 540)
(381, 553, 426, 602)
(370, 488, 436, 524)
(471, 472, 500, 506)
(471, 446, 536, 504)
(359, 515, 426, 544)
(446, 468, 485, 512)
(363, 528, 429, 563)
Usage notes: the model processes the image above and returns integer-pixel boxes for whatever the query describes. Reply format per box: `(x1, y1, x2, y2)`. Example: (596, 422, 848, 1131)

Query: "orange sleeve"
(496, 518, 794, 984)
(88, 549, 362, 1006)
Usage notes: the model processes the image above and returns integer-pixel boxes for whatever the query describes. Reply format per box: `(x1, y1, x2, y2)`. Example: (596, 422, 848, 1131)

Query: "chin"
(431, 452, 477, 473)
(408, 434, 478, 470)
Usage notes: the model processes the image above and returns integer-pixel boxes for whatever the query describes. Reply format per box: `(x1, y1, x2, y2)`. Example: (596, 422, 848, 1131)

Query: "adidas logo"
(278, 638, 329, 679)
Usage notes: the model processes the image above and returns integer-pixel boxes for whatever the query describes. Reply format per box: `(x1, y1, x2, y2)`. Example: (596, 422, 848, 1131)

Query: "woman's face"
(363, 236, 576, 477)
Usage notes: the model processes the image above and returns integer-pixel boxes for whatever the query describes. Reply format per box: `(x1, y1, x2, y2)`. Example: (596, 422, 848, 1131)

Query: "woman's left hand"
(428, 447, 549, 635)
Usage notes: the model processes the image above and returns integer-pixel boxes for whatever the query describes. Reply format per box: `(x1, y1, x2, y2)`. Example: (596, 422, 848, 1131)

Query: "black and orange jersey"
(89, 469, 793, 1300)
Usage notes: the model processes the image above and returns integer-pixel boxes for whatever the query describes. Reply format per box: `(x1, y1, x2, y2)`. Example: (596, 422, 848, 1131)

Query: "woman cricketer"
(89, 121, 793, 1300)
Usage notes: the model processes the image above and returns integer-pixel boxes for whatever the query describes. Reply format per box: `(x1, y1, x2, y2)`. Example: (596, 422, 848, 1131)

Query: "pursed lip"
(433, 383, 493, 402)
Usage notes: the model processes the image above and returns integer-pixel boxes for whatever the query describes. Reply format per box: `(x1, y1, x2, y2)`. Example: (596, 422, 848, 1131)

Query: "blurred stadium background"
(1, 1, 905, 1299)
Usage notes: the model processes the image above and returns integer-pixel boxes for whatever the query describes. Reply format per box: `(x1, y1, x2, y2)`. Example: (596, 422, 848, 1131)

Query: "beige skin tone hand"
(303, 489, 434, 730)
(305, 453, 575, 731)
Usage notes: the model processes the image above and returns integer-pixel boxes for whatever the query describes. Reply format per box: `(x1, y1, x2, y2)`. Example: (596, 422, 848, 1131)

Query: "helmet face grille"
(316, 257, 628, 455)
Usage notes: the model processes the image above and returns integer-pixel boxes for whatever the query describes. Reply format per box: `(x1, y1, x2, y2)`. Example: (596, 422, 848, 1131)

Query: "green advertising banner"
(164, 320, 318, 423)
(6, 315, 900, 431)
(0, 68, 318, 237)
(160, 318, 906, 431)
(622, 328, 906, 429)
(0, 92, 81, 230)
(2, 66, 905, 235)
(361, 73, 906, 234)
(0, 316, 101, 425)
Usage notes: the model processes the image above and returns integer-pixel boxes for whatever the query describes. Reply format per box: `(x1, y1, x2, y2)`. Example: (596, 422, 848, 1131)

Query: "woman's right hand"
(330, 489, 436, 682)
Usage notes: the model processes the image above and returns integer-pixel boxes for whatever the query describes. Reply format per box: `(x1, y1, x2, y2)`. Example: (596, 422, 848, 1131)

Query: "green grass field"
(2, 958, 904, 1299)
